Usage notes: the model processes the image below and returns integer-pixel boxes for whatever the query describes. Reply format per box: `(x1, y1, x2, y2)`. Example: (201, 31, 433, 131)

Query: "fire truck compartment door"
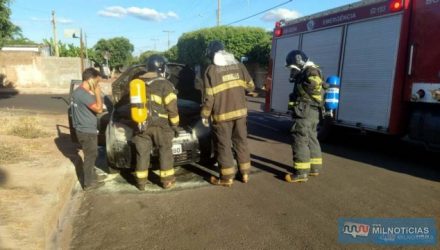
(337, 14, 402, 131)
(270, 35, 300, 113)
(301, 26, 343, 80)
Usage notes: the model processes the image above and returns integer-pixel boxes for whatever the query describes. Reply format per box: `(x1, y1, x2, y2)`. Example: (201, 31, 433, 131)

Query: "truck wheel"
(317, 116, 333, 142)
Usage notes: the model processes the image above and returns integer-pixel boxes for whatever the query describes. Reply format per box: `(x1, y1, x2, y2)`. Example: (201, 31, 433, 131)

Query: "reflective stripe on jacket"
(292, 65, 324, 106)
(201, 63, 254, 122)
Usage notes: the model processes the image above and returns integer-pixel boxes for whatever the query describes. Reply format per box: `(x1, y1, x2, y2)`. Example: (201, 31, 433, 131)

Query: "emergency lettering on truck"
(266, 0, 440, 149)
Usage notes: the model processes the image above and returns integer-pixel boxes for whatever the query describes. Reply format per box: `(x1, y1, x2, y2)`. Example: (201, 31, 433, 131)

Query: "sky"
(10, 0, 359, 55)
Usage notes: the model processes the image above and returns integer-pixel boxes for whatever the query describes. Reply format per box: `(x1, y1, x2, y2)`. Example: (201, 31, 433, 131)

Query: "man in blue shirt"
(71, 68, 105, 190)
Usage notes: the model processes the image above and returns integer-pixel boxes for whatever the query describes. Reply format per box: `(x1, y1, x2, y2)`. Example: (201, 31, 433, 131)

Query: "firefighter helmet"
(146, 54, 168, 74)
(206, 40, 225, 59)
(285, 50, 308, 70)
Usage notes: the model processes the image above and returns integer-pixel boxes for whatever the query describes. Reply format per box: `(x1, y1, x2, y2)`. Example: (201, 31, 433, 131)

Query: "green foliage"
(176, 26, 271, 67)
(0, 0, 22, 48)
(43, 38, 86, 57)
(4, 35, 37, 46)
(131, 46, 178, 66)
(93, 37, 134, 70)
(163, 45, 178, 62)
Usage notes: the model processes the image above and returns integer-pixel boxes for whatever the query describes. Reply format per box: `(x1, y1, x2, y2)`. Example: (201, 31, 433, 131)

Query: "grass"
(0, 144, 25, 164)
(4, 116, 51, 139)
(0, 111, 53, 164)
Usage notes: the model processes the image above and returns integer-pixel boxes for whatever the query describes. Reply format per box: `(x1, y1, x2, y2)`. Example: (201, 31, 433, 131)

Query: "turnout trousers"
(290, 105, 323, 174)
(132, 126, 175, 184)
(212, 117, 251, 180)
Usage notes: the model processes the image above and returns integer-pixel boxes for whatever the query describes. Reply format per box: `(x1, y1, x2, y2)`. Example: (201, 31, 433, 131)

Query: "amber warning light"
(390, 0, 403, 12)
(274, 21, 283, 37)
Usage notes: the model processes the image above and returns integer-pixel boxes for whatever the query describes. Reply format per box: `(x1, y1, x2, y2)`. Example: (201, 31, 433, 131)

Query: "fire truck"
(265, 0, 440, 149)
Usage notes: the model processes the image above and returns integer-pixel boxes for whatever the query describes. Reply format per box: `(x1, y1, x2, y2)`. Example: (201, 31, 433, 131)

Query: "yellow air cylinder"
(129, 79, 148, 124)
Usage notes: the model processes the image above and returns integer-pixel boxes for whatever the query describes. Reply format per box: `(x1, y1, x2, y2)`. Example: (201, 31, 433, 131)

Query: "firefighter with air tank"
(201, 40, 255, 187)
(130, 55, 179, 190)
(284, 50, 329, 183)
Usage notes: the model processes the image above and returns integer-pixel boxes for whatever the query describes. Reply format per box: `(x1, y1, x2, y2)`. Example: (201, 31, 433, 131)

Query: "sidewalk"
(0, 110, 79, 249)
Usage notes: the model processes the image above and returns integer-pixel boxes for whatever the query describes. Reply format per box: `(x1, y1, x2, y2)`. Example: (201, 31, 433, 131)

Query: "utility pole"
(51, 10, 59, 57)
(151, 38, 159, 50)
(79, 29, 84, 72)
(163, 30, 174, 50)
(84, 32, 88, 60)
(217, 0, 221, 26)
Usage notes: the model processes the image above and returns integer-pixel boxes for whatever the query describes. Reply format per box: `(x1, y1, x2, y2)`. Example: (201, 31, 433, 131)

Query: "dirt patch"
(0, 109, 77, 249)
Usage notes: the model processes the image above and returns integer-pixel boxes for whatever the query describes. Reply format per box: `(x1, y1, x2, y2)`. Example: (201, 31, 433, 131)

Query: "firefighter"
(131, 55, 179, 190)
(285, 50, 326, 183)
(201, 40, 255, 187)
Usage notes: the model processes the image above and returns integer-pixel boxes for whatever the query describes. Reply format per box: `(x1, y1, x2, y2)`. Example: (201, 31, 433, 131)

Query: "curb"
(46, 159, 79, 249)
(0, 87, 69, 95)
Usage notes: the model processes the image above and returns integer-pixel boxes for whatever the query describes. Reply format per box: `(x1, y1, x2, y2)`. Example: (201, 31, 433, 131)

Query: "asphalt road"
(0, 93, 70, 114)
(67, 98, 440, 249)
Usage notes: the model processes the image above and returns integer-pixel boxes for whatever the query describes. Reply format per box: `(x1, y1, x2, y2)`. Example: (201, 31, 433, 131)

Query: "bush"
(176, 26, 271, 67)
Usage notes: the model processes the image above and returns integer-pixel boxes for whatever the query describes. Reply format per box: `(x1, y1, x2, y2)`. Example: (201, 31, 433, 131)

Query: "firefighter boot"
(161, 176, 176, 190)
(134, 170, 149, 191)
(309, 166, 321, 176)
(210, 176, 234, 187)
(285, 169, 309, 183)
(241, 174, 249, 184)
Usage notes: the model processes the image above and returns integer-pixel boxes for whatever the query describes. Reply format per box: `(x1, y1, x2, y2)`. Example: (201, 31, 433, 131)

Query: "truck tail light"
(274, 21, 283, 37)
(390, 0, 403, 12)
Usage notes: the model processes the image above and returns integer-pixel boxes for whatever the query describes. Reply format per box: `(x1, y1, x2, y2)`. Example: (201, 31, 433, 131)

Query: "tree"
(0, 0, 22, 47)
(4, 36, 37, 46)
(43, 38, 95, 58)
(176, 26, 271, 67)
(93, 37, 134, 70)
(163, 45, 178, 62)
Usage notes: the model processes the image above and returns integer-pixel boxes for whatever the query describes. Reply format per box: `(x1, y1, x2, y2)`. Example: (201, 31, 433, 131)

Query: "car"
(68, 63, 213, 171)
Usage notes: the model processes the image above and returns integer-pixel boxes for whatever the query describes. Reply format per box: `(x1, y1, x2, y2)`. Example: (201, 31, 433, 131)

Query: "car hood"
(111, 63, 201, 105)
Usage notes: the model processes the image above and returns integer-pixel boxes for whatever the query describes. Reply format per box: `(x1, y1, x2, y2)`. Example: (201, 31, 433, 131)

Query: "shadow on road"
(0, 167, 7, 186)
(0, 74, 18, 99)
(0, 89, 18, 99)
(250, 154, 290, 181)
(53, 124, 84, 186)
(321, 131, 440, 182)
(246, 106, 439, 182)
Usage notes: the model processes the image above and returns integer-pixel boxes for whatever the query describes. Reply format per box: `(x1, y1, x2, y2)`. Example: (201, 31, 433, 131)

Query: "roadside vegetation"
(0, 111, 53, 164)
(6, 116, 51, 139)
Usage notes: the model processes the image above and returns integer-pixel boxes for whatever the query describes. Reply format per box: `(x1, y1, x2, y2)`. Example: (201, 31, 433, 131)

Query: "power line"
(226, 0, 293, 26)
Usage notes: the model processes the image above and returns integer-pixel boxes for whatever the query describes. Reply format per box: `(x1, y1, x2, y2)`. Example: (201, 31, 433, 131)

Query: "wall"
(0, 51, 82, 88)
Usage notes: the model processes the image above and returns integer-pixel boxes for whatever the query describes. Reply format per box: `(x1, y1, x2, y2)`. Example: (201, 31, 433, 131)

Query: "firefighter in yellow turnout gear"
(201, 40, 255, 187)
(132, 55, 179, 190)
(285, 50, 326, 183)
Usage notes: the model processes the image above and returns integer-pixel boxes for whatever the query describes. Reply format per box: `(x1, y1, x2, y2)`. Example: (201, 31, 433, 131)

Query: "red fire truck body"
(266, 0, 440, 148)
